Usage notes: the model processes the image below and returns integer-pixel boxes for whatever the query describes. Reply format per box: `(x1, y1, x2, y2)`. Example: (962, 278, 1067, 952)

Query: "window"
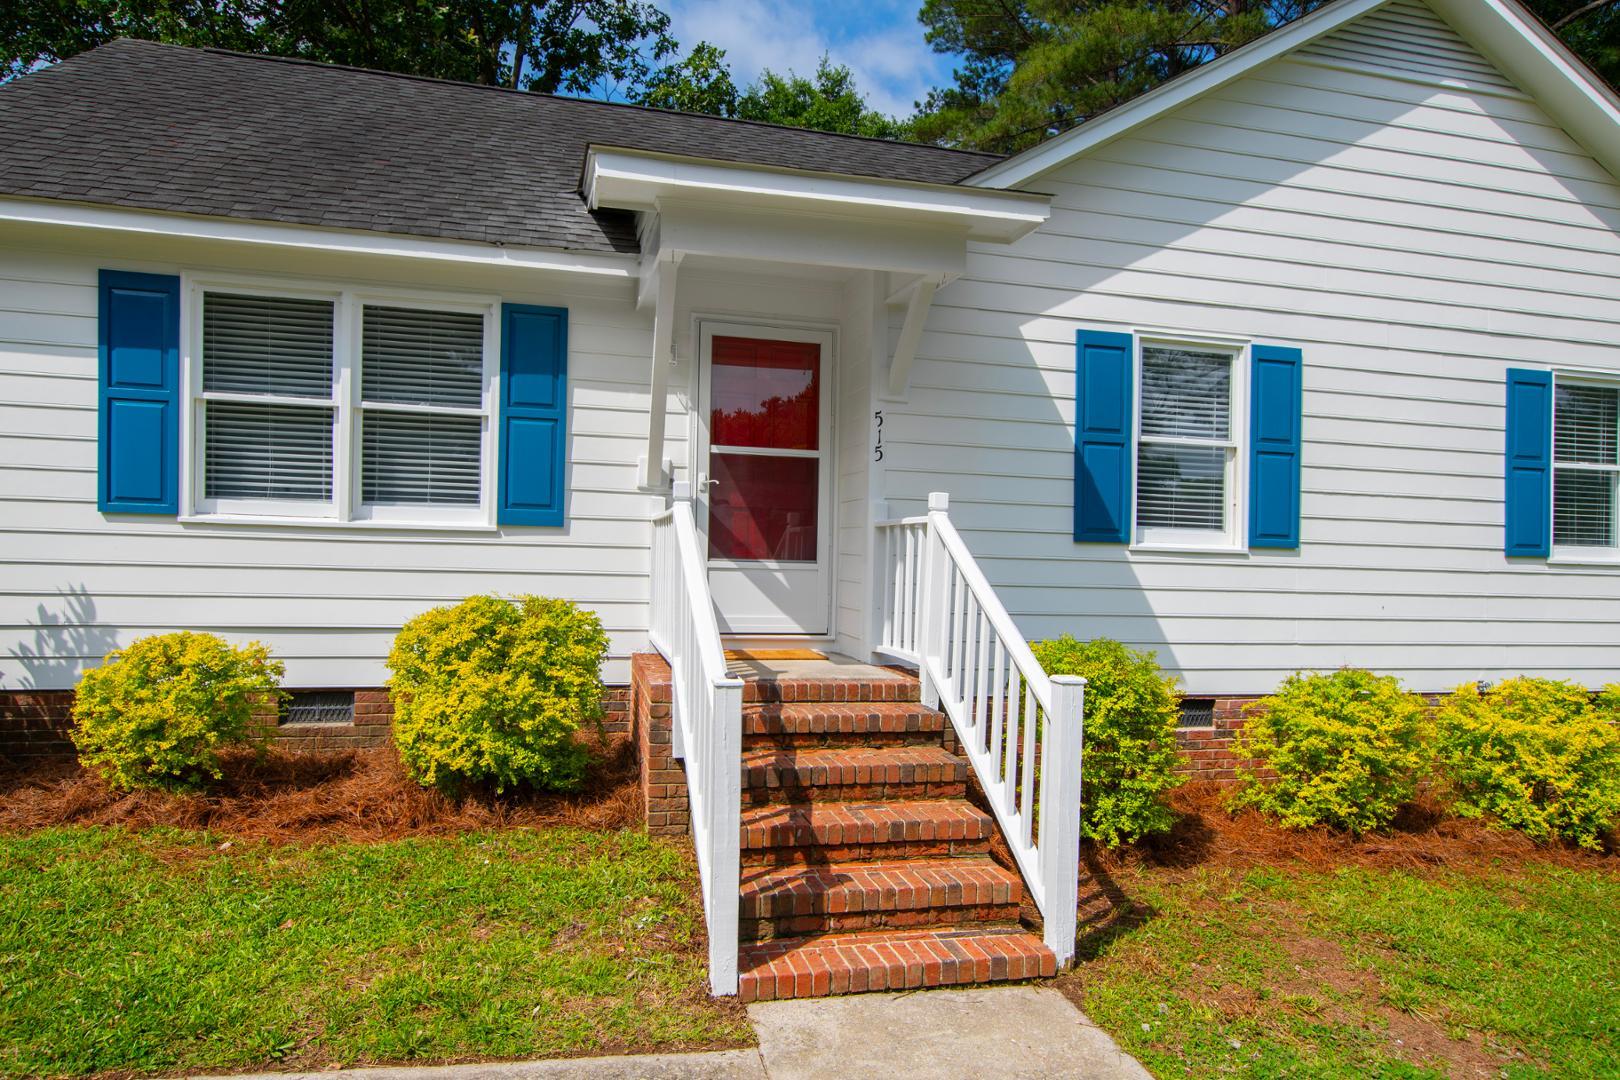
(1553, 379, 1619, 551)
(1135, 343, 1241, 547)
(191, 284, 494, 524)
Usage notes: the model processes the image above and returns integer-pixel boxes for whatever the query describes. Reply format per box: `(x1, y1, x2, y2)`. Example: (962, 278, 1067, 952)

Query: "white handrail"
(874, 492, 1085, 966)
(649, 490, 744, 996)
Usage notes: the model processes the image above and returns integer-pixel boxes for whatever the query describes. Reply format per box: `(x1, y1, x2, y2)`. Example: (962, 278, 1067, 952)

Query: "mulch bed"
(0, 735, 640, 844)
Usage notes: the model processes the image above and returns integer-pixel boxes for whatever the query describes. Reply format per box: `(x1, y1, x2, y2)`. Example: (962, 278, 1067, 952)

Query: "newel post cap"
(927, 491, 950, 512)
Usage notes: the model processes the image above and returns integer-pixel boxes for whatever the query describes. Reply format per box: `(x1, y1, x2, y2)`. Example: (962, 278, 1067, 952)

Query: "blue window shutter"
(498, 304, 568, 526)
(1074, 329, 1134, 543)
(98, 270, 180, 514)
(1504, 367, 1552, 557)
(1248, 344, 1303, 549)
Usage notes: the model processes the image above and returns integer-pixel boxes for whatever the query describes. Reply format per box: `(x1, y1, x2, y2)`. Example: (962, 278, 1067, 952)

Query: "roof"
(968, 0, 1620, 189)
(0, 39, 1002, 256)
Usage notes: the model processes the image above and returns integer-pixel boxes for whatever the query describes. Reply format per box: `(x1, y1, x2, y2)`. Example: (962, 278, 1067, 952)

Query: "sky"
(660, 0, 957, 119)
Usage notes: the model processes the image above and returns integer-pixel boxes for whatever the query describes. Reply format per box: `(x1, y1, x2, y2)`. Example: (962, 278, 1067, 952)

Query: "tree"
(913, 0, 1328, 152)
(1523, 0, 1620, 89)
(2, 0, 680, 93)
(636, 40, 739, 114)
(639, 50, 909, 139)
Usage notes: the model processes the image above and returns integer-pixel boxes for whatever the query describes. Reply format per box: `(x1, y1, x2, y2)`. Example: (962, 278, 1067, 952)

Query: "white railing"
(649, 487, 744, 996)
(874, 492, 1085, 966)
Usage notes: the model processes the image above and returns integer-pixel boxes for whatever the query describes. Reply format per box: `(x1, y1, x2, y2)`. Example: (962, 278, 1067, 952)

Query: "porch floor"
(721, 652, 911, 683)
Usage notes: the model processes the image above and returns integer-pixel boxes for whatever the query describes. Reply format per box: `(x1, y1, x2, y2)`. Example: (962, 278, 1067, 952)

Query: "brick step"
(738, 675, 920, 705)
(742, 746, 967, 805)
(743, 702, 948, 749)
(738, 927, 1057, 1002)
(740, 800, 993, 865)
(739, 859, 1022, 941)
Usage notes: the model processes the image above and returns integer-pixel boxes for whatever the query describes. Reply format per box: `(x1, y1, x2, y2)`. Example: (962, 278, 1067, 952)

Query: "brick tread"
(738, 927, 1057, 1002)
(743, 702, 946, 747)
(740, 800, 992, 852)
(740, 859, 1021, 919)
(741, 745, 967, 791)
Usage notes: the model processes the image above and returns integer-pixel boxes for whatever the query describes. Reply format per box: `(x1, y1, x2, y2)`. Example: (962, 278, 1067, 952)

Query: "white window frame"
(180, 273, 500, 529)
(1130, 333, 1248, 553)
(1550, 369, 1620, 565)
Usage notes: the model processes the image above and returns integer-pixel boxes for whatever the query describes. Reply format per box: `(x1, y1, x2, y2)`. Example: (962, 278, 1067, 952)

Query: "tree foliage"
(2, 0, 680, 93)
(1523, 0, 1620, 89)
(638, 49, 908, 138)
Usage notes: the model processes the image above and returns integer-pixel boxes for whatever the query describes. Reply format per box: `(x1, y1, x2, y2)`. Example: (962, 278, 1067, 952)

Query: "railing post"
(707, 674, 744, 996)
(918, 492, 949, 710)
(1039, 674, 1086, 968)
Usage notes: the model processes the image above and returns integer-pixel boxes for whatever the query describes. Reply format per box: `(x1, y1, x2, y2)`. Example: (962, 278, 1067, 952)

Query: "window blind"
(1553, 383, 1618, 548)
(202, 293, 334, 398)
(361, 410, 481, 505)
(361, 306, 483, 408)
(204, 401, 334, 500)
(1138, 346, 1232, 533)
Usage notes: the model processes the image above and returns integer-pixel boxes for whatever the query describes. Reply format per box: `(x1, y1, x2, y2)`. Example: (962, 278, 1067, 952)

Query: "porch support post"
(641, 253, 681, 490)
(885, 274, 939, 400)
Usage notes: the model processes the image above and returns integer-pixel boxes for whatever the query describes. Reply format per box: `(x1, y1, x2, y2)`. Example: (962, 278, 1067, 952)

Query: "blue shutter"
(98, 270, 180, 514)
(1504, 367, 1552, 557)
(1248, 344, 1303, 549)
(498, 304, 568, 526)
(1074, 329, 1134, 543)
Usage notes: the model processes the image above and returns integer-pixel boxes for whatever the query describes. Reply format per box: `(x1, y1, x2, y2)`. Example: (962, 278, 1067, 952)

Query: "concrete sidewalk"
(214, 986, 1149, 1080)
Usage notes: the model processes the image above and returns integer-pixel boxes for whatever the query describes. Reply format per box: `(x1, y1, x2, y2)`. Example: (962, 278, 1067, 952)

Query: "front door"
(697, 323, 834, 635)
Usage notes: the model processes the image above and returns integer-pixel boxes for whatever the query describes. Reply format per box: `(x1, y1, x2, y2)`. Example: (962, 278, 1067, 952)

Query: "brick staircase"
(632, 653, 1057, 1003)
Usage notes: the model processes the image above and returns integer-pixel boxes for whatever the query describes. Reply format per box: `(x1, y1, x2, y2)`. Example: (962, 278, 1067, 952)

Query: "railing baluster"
(1021, 686, 1037, 850)
(989, 641, 1005, 784)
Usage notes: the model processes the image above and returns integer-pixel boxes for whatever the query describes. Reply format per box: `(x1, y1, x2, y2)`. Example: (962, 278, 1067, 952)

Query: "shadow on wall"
(1, 586, 118, 691)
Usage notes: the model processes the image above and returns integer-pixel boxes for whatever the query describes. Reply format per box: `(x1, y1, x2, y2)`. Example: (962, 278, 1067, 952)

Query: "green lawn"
(1065, 860, 1620, 1078)
(0, 826, 749, 1078)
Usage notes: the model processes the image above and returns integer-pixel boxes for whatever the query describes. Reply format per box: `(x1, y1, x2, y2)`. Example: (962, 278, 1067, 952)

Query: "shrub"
(71, 631, 283, 792)
(1030, 635, 1183, 847)
(387, 594, 608, 793)
(1433, 678, 1620, 850)
(1229, 669, 1431, 834)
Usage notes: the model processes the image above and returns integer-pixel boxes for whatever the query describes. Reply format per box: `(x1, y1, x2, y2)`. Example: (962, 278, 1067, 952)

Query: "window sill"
(1129, 543, 1250, 557)
(179, 514, 500, 533)
(1548, 550, 1620, 567)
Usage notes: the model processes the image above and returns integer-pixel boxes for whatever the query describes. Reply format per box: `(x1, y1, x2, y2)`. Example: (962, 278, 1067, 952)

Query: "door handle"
(697, 473, 720, 493)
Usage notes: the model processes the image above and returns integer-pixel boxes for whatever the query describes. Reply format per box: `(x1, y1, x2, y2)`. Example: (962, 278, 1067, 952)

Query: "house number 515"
(873, 410, 884, 462)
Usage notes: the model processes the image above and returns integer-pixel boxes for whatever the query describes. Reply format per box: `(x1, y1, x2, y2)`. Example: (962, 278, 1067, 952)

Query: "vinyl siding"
(881, 0, 1620, 693)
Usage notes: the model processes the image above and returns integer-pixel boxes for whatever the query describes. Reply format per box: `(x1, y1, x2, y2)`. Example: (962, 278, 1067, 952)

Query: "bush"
(1229, 669, 1431, 834)
(1030, 635, 1183, 847)
(1433, 678, 1620, 850)
(71, 632, 283, 792)
(387, 594, 608, 793)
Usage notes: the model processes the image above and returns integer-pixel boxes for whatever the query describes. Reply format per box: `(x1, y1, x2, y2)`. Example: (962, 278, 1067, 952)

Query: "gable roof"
(0, 39, 1001, 256)
(968, 0, 1620, 190)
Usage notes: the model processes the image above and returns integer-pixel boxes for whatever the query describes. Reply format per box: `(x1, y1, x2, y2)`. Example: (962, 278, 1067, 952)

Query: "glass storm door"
(698, 326, 834, 635)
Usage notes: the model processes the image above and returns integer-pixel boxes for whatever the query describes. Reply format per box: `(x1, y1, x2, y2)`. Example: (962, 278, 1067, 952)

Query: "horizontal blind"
(1140, 347, 1231, 441)
(361, 411, 481, 504)
(1555, 383, 1617, 465)
(361, 305, 484, 408)
(202, 293, 334, 398)
(1138, 444, 1226, 529)
(204, 401, 333, 500)
(1554, 383, 1617, 547)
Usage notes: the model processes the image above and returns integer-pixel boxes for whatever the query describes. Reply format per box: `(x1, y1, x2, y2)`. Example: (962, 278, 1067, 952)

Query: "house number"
(873, 410, 884, 462)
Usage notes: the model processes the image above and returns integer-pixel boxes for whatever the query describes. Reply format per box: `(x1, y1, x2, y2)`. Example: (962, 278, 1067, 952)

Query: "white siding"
(883, 0, 1620, 694)
(0, 240, 662, 689)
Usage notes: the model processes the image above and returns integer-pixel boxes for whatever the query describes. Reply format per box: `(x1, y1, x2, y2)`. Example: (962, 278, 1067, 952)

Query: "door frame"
(692, 317, 839, 637)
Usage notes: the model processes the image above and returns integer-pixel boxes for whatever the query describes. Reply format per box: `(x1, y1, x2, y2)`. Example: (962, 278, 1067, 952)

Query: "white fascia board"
(584, 146, 1050, 243)
(1427, 0, 1620, 182)
(0, 197, 637, 278)
(964, 0, 1391, 189)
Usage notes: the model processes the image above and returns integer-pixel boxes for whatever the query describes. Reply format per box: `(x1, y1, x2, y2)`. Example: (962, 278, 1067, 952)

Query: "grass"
(1064, 859, 1620, 1078)
(0, 826, 750, 1078)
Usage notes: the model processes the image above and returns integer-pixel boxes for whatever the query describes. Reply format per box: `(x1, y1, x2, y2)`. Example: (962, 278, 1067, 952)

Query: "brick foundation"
(1172, 696, 1265, 781)
(631, 653, 689, 835)
(0, 685, 630, 765)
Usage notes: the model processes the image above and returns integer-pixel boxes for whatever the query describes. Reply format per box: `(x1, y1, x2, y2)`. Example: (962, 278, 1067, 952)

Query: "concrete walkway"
(215, 986, 1149, 1080)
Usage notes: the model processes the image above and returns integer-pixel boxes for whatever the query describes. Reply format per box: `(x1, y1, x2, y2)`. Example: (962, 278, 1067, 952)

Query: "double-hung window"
(1135, 342, 1241, 547)
(1553, 377, 1619, 551)
(192, 284, 494, 525)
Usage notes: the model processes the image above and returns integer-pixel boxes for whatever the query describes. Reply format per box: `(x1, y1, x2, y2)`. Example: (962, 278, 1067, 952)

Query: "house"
(2, 0, 1618, 999)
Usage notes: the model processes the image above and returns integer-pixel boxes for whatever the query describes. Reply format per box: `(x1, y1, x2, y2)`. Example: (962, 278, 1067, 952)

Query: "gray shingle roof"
(0, 39, 1003, 255)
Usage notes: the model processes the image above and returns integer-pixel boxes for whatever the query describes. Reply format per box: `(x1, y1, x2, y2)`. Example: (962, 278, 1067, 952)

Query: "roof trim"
(585, 147, 1051, 243)
(0, 196, 636, 276)
(966, 0, 1620, 190)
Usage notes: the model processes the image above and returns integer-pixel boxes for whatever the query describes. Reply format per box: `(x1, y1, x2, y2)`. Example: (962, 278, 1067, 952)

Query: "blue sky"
(660, 0, 956, 119)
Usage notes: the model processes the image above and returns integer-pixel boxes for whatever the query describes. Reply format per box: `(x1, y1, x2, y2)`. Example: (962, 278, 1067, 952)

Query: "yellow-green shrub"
(1229, 669, 1431, 834)
(1030, 635, 1183, 847)
(1434, 678, 1620, 850)
(70, 632, 283, 792)
(387, 594, 608, 793)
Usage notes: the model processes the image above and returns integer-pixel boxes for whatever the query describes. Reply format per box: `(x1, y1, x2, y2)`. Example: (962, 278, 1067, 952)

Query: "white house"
(3, 0, 1619, 999)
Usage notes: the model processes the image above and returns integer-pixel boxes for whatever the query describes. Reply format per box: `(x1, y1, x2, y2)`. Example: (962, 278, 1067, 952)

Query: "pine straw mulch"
(0, 735, 641, 844)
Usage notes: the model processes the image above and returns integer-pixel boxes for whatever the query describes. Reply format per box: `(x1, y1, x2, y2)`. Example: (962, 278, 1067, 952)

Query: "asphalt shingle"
(0, 40, 1003, 255)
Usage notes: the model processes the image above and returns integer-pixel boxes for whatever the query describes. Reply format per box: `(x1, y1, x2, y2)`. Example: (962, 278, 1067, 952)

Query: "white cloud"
(664, 0, 950, 119)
